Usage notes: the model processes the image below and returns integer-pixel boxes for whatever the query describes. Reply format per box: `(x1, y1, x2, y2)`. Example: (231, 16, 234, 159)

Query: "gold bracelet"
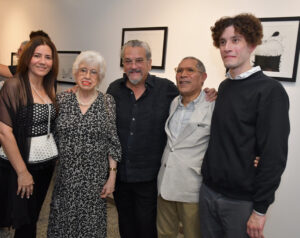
(109, 167, 117, 172)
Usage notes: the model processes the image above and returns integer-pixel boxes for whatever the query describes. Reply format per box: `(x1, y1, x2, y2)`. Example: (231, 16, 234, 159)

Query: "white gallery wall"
(0, 0, 299, 237)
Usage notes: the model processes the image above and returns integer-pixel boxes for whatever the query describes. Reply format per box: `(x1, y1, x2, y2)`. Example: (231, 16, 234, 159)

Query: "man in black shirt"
(200, 13, 290, 238)
(107, 40, 178, 238)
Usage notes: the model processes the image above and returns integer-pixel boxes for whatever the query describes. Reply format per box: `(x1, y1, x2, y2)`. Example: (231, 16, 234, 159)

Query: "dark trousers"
(114, 179, 158, 238)
(14, 223, 36, 238)
(13, 162, 54, 238)
(0, 161, 55, 238)
(199, 183, 253, 238)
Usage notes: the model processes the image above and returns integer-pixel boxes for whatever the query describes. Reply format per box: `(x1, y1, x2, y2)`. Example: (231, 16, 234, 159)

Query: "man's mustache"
(129, 69, 142, 74)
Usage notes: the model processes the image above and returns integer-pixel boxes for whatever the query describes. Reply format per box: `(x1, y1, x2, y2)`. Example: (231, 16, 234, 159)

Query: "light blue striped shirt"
(168, 92, 203, 140)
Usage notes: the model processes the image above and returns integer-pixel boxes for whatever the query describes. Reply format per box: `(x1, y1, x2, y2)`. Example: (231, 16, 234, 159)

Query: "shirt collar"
(178, 90, 203, 108)
(226, 66, 261, 80)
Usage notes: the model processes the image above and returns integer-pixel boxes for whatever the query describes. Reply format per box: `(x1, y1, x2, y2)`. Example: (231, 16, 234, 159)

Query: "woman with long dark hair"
(0, 36, 58, 238)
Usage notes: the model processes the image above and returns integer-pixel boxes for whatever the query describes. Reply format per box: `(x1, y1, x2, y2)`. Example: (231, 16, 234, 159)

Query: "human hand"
(247, 212, 266, 238)
(254, 157, 260, 168)
(17, 170, 34, 199)
(100, 177, 115, 198)
(65, 85, 78, 93)
(204, 87, 217, 102)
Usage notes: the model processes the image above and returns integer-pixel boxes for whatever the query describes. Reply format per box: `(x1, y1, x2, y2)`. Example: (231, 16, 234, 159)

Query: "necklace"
(75, 90, 99, 106)
(30, 83, 51, 138)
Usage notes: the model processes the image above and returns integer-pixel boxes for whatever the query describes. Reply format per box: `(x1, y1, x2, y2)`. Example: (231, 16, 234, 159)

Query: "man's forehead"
(221, 26, 244, 39)
(124, 46, 146, 56)
(179, 58, 197, 67)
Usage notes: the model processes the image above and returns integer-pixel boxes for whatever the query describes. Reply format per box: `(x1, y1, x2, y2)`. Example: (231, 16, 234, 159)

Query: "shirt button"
(170, 148, 174, 152)
(132, 118, 135, 121)
(130, 132, 134, 135)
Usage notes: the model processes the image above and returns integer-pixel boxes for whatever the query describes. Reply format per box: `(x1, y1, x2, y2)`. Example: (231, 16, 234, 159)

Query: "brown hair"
(211, 13, 263, 48)
(17, 36, 58, 108)
(29, 30, 50, 40)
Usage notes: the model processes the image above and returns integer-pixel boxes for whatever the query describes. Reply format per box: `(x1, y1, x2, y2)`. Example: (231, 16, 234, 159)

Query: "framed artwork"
(252, 16, 300, 82)
(120, 27, 168, 69)
(11, 52, 18, 66)
(57, 51, 81, 84)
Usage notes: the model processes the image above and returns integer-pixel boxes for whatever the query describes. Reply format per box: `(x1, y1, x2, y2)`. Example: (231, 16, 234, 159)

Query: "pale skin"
(122, 46, 217, 101)
(122, 46, 151, 100)
(74, 61, 118, 197)
(219, 25, 265, 238)
(0, 64, 13, 78)
(69, 47, 217, 100)
(75, 63, 100, 115)
(100, 156, 117, 198)
(0, 44, 53, 199)
(0, 42, 27, 78)
(175, 58, 207, 106)
(0, 123, 34, 199)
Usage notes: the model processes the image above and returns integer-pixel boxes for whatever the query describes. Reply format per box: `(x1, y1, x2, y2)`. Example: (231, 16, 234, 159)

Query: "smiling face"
(75, 62, 100, 91)
(176, 58, 207, 100)
(219, 26, 256, 77)
(122, 46, 152, 86)
(28, 44, 53, 79)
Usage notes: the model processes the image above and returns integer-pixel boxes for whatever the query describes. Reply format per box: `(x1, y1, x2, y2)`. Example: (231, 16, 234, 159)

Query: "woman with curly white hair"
(47, 51, 121, 238)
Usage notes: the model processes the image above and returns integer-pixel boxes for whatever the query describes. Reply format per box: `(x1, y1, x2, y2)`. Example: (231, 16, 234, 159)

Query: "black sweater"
(201, 71, 290, 213)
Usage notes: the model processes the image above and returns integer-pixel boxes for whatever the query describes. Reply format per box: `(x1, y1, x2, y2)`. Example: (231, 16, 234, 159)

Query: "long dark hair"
(17, 36, 58, 108)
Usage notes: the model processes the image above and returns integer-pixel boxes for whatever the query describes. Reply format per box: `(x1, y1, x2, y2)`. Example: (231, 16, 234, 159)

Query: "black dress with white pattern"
(47, 91, 121, 238)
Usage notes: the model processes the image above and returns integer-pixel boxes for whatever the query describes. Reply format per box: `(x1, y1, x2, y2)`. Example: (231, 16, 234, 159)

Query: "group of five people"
(0, 12, 289, 238)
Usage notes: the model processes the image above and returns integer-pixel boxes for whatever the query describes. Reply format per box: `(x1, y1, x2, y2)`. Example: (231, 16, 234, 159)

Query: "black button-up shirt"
(107, 74, 179, 182)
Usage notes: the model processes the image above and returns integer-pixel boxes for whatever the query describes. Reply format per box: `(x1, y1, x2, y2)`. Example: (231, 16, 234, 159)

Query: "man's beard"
(128, 69, 143, 85)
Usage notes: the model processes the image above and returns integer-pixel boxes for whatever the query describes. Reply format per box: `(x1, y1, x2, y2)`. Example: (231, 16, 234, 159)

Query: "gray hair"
(181, 56, 206, 73)
(121, 40, 152, 60)
(21, 41, 29, 46)
(72, 51, 106, 81)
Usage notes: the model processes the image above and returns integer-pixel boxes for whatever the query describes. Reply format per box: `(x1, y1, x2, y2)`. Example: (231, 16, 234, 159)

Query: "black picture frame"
(252, 16, 300, 82)
(120, 27, 168, 69)
(11, 52, 17, 66)
(57, 51, 81, 84)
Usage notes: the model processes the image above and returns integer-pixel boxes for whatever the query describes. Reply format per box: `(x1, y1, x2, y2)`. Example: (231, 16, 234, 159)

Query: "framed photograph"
(120, 27, 168, 69)
(251, 16, 300, 82)
(11, 52, 18, 66)
(57, 51, 81, 84)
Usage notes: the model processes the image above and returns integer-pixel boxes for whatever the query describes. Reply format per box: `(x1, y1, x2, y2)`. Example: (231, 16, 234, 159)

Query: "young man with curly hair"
(200, 13, 290, 238)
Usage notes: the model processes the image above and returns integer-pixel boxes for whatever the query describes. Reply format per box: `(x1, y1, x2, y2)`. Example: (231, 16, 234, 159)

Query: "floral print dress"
(47, 92, 121, 238)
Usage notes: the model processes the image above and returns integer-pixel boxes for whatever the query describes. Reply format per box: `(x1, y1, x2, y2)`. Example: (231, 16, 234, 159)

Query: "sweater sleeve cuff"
(253, 202, 269, 214)
(253, 210, 265, 216)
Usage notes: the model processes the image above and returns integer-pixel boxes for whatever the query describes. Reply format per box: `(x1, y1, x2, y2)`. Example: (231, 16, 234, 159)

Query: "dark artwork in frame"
(252, 16, 300, 82)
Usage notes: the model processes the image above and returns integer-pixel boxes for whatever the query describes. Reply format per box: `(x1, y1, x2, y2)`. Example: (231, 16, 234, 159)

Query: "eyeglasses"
(174, 67, 202, 75)
(78, 67, 98, 76)
(123, 58, 146, 66)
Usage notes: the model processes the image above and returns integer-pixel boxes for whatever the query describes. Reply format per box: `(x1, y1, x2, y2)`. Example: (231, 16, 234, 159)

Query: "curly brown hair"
(211, 13, 263, 48)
